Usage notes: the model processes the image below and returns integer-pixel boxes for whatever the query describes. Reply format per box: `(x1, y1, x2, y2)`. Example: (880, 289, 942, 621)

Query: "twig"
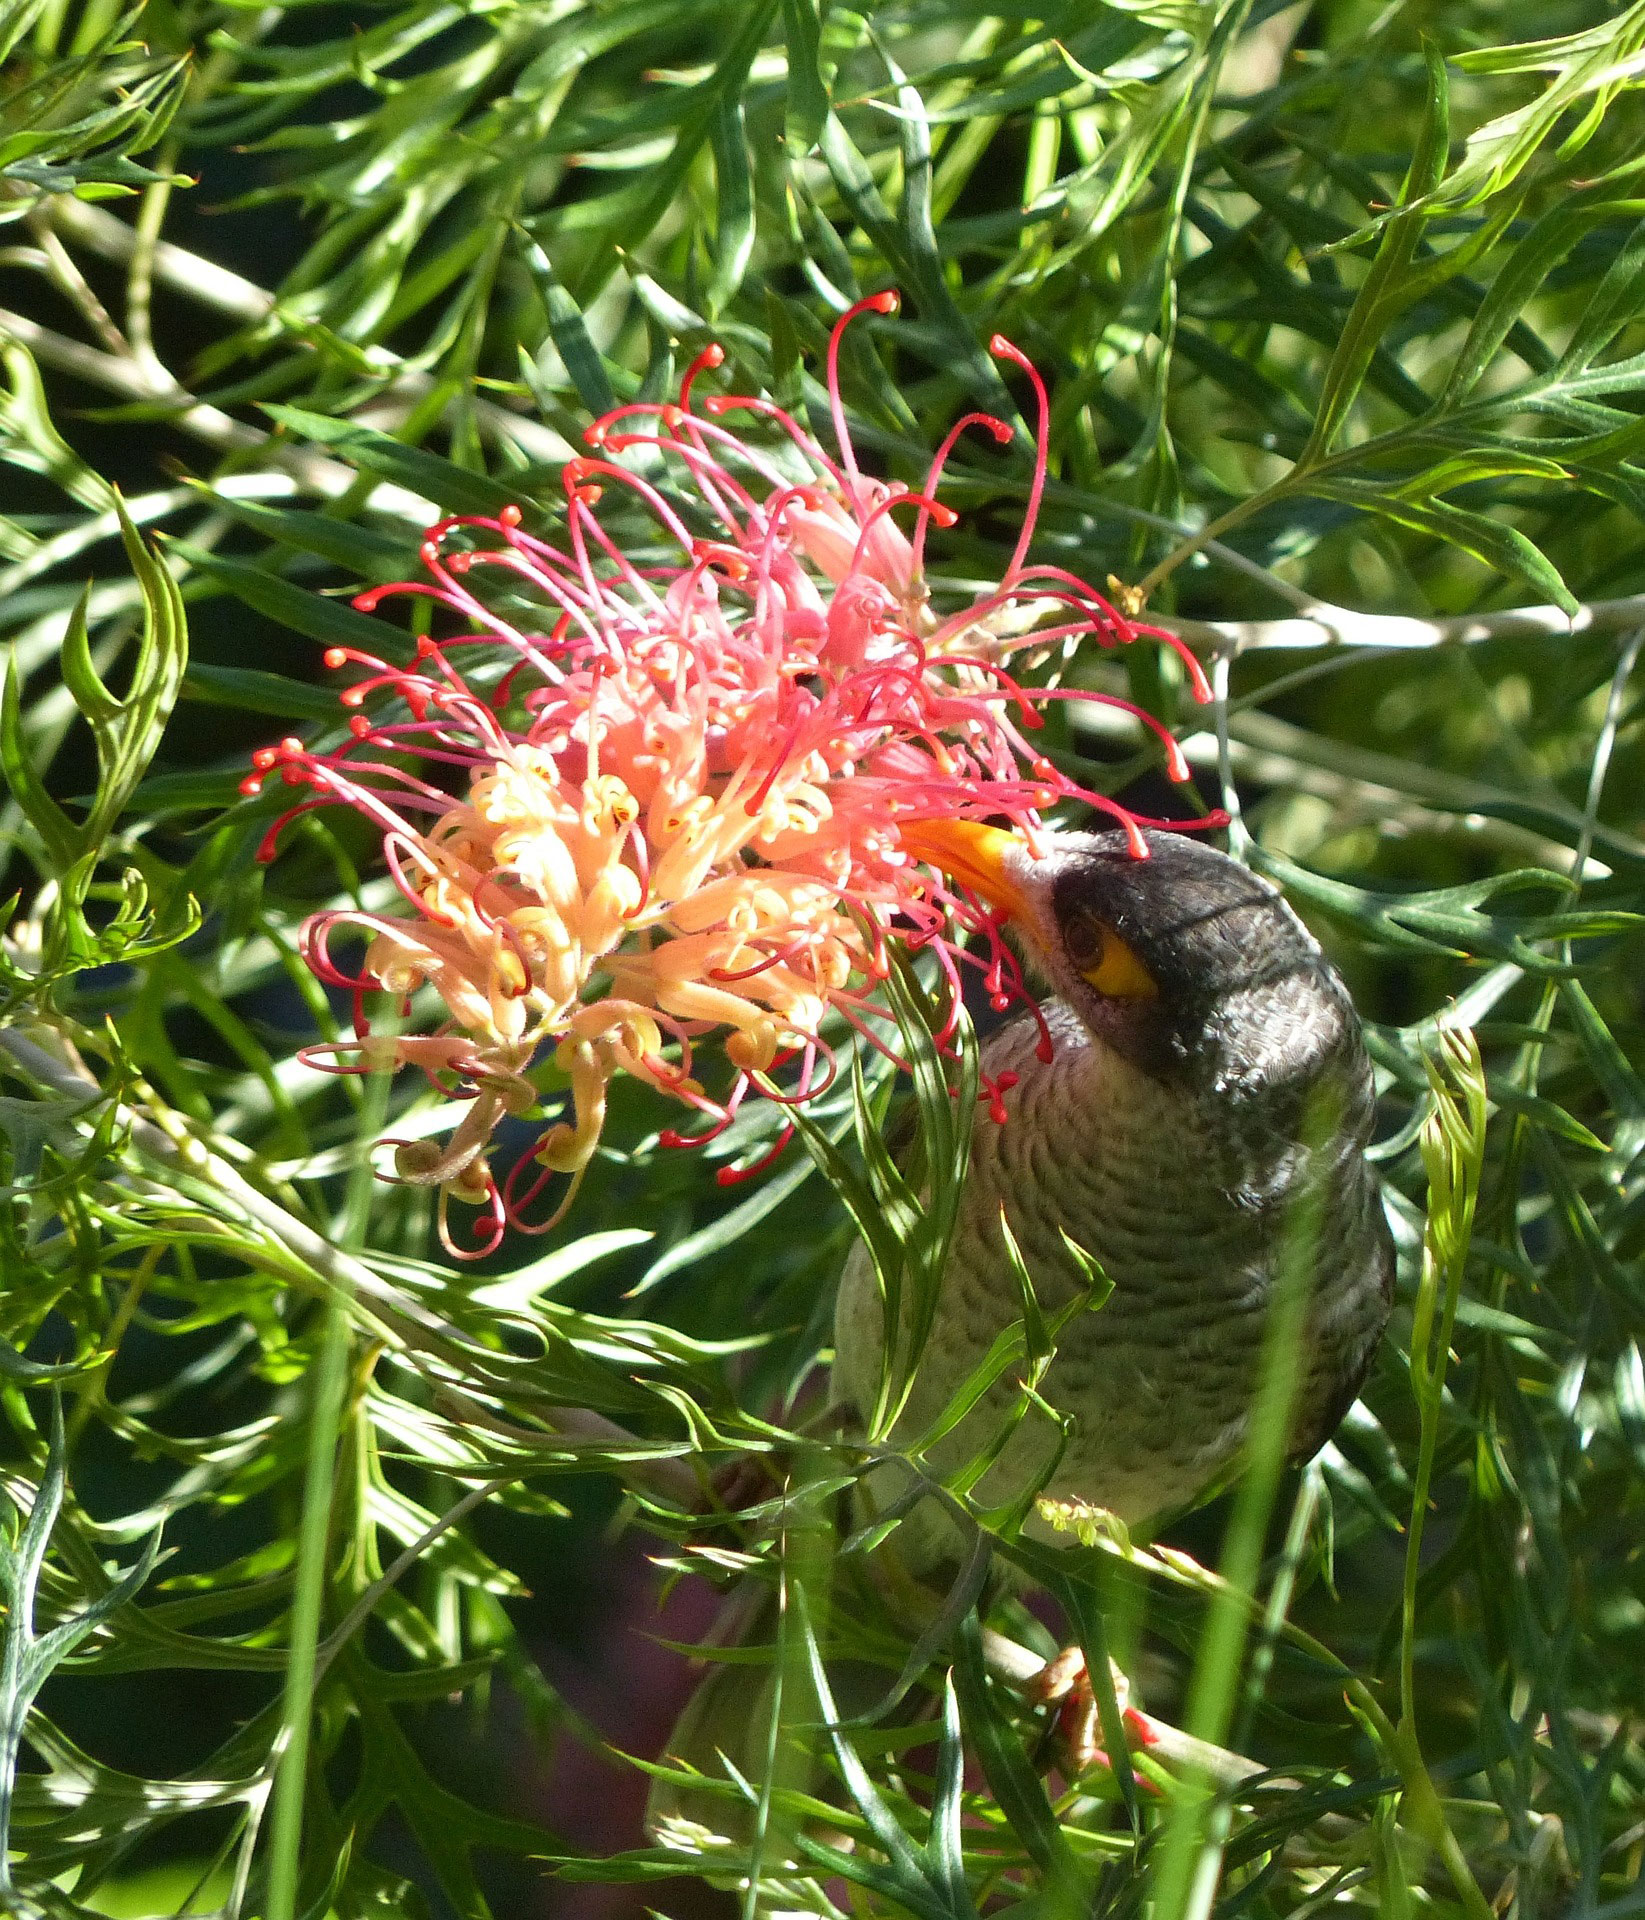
(978, 1627, 1267, 1791)
(0, 474, 298, 600)
(23, 209, 129, 355)
(49, 195, 274, 326)
(0, 303, 383, 493)
(125, 173, 175, 381)
(1072, 698, 1630, 875)
(1571, 626, 1645, 883)
(1058, 497, 1322, 612)
(1163, 594, 1645, 655)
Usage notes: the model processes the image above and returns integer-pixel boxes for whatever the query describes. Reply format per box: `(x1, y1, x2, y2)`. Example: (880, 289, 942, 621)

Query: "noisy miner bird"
(651, 824, 1392, 1838)
(835, 821, 1394, 1579)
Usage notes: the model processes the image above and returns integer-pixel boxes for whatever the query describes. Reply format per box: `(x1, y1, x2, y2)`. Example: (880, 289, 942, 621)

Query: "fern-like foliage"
(0, 3, 1643, 1917)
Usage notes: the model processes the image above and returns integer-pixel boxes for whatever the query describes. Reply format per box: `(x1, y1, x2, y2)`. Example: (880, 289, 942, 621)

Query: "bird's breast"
(833, 1000, 1392, 1562)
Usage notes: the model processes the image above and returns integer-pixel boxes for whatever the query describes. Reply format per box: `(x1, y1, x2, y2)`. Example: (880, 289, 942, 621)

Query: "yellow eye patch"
(1065, 912, 1158, 999)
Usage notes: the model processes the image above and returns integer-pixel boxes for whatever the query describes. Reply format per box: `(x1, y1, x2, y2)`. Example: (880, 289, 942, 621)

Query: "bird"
(833, 819, 1394, 1577)
(648, 821, 1393, 1838)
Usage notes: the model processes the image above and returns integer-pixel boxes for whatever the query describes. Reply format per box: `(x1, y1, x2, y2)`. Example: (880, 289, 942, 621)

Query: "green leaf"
(1, 634, 83, 872)
(0, 1399, 165, 1898)
(706, 97, 755, 320)
(1437, 192, 1636, 408)
(181, 664, 345, 724)
(795, 1589, 980, 1920)
(779, 0, 828, 157)
(1300, 43, 1449, 466)
(172, 545, 408, 658)
(517, 236, 619, 419)
(77, 497, 189, 847)
(261, 405, 522, 518)
(952, 1612, 1089, 1901)
(204, 490, 418, 578)
(1303, 480, 1578, 612)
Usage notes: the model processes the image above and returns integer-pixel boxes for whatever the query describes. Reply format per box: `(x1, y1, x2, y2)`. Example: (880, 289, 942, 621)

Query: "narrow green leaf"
(1300, 43, 1449, 465)
(205, 490, 417, 577)
(1304, 479, 1577, 613)
(779, 0, 827, 157)
(952, 1612, 1088, 1903)
(262, 405, 521, 517)
(173, 546, 408, 658)
(2, 634, 84, 872)
(1439, 194, 1635, 407)
(0, 1399, 164, 1899)
(518, 235, 619, 418)
(706, 98, 755, 320)
(182, 664, 346, 724)
(1556, 209, 1645, 376)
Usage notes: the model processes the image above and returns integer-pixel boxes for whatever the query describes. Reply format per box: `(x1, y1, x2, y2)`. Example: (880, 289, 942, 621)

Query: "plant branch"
(1072, 694, 1636, 873)
(24, 210, 129, 356)
(264, 1296, 351, 1920)
(978, 1628, 1267, 1792)
(1161, 593, 1645, 655)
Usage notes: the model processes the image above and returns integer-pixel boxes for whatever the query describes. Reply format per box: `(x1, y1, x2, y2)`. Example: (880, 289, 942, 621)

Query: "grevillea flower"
(245, 291, 1220, 1257)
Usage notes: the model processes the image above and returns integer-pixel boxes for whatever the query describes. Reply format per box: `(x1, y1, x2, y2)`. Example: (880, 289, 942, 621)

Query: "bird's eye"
(1064, 910, 1157, 999)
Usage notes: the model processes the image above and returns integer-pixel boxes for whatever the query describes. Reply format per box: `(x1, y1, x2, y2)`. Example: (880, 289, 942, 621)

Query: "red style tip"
(680, 343, 726, 411)
(866, 290, 900, 314)
(323, 647, 347, 669)
(238, 774, 263, 797)
(353, 590, 382, 612)
(500, 503, 522, 527)
(349, 715, 372, 737)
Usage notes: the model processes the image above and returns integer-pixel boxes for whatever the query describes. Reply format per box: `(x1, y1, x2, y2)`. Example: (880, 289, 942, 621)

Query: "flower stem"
(265, 1062, 389, 1920)
(264, 1299, 352, 1920)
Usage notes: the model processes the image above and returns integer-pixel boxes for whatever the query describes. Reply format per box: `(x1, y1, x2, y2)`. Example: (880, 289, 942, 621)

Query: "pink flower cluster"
(245, 291, 1216, 1256)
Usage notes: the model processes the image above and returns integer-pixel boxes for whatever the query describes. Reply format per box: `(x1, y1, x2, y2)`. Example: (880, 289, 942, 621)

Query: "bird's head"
(901, 820, 1359, 1104)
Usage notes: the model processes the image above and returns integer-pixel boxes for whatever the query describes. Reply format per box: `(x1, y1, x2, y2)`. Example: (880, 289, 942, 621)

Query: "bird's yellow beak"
(898, 819, 1036, 925)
